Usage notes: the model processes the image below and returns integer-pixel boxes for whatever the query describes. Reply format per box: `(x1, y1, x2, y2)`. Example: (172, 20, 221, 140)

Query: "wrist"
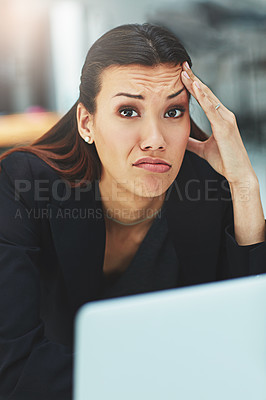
(229, 174, 259, 199)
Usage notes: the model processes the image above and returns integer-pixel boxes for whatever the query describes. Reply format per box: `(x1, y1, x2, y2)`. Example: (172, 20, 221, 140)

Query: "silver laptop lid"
(74, 274, 266, 400)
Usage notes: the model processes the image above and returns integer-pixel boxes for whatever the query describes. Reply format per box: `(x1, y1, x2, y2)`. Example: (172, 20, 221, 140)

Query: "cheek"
(94, 125, 134, 167)
(98, 114, 136, 143)
(107, 124, 139, 152)
(169, 116, 191, 147)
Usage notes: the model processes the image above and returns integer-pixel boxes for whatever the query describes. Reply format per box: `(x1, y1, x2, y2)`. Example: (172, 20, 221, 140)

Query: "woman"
(0, 23, 265, 400)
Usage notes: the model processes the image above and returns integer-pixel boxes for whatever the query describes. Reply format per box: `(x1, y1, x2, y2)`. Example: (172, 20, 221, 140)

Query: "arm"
(0, 153, 73, 400)
(229, 178, 265, 245)
(218, 184, 266, 280)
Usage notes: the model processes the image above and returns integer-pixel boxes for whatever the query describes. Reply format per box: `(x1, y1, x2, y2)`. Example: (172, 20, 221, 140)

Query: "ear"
(76, 102, 95, 143)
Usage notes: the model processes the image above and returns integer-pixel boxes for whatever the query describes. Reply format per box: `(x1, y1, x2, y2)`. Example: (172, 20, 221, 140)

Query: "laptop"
(74, 274, 266, 400)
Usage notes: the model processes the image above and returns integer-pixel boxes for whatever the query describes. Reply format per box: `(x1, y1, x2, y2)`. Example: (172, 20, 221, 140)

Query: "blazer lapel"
(47, 180, 106, 316)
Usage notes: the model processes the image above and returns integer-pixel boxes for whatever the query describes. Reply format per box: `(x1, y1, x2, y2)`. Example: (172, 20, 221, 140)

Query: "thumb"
(186, 137, 205, 159)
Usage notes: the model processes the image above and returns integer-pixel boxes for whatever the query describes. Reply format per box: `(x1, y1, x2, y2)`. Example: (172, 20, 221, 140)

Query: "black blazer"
(0, 150, 265, 400)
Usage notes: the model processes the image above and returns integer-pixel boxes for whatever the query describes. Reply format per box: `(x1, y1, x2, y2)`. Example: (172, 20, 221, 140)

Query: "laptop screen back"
(74, 274, 266, 400)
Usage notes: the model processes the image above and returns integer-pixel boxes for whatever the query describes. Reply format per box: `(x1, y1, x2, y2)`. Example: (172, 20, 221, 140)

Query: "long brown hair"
(0, 23, 208, 187)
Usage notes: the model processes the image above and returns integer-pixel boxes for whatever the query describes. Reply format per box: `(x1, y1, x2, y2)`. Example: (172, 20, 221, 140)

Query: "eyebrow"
(112, 87, 185, 100)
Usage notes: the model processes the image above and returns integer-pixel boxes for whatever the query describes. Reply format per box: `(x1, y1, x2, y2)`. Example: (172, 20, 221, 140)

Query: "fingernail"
(185, 61, 190, 69)
(183, 71, 190, 79)
(194, 81, 200, 89)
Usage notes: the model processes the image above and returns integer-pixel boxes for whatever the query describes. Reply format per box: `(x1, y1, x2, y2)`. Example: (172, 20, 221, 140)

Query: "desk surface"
(0, 112, 61, 147)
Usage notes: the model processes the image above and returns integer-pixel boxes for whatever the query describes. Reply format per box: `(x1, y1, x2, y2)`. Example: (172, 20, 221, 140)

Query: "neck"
(98, 179, 165, 227)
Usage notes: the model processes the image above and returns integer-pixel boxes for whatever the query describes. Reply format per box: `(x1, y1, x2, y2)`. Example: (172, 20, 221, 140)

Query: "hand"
(181, 62, 257, 186)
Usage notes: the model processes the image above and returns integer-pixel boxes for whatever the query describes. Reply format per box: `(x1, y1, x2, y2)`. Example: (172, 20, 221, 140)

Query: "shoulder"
(0, 151, 65, 208)
(0, 151, 60, 182)
(170, 150, 231, 203)
(183, 150, 224, 182)
(184, 150, 229, 186)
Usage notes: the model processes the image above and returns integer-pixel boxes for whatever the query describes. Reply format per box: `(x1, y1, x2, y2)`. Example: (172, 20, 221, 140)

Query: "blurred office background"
(0, 0, 265, 211)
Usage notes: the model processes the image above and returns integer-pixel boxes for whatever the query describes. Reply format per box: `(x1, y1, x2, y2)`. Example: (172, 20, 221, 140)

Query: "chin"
(132, 175, 173, 199)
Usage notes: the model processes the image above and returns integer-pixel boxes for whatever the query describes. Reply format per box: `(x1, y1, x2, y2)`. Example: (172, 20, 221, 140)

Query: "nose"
(139, 118, 166, 151)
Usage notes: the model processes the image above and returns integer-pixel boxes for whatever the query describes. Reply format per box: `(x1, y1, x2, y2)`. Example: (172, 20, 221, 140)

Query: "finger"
(191, 80, 225, 128)
(181, 67, 224, 112)
(186, 137, 206, 159)
(182, 62, 233, 122)
(181, 69, 229, 127)
(182, 62, 238, 124)
(183, 62, 224, 108)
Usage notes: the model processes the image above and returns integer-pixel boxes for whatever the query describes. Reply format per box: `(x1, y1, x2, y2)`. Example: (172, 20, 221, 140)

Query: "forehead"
(99, 63, 183, 96)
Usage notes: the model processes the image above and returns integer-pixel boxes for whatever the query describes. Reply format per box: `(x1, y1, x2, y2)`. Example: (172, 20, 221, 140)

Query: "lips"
(133, 157, 171, 167)
(133, 157, 172, 173)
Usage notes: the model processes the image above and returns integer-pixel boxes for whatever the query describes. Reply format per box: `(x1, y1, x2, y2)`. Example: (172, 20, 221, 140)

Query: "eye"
(118, 105, 186, 118)
(165, 107, 185, 118)
(119, 108, 139, 118)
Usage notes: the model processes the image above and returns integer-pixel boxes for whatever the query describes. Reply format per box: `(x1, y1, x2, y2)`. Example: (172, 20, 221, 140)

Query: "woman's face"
(88, 63, 190, 199)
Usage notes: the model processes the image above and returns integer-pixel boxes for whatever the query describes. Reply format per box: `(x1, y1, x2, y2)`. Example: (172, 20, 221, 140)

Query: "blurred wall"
(0, 0, 52, 113)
